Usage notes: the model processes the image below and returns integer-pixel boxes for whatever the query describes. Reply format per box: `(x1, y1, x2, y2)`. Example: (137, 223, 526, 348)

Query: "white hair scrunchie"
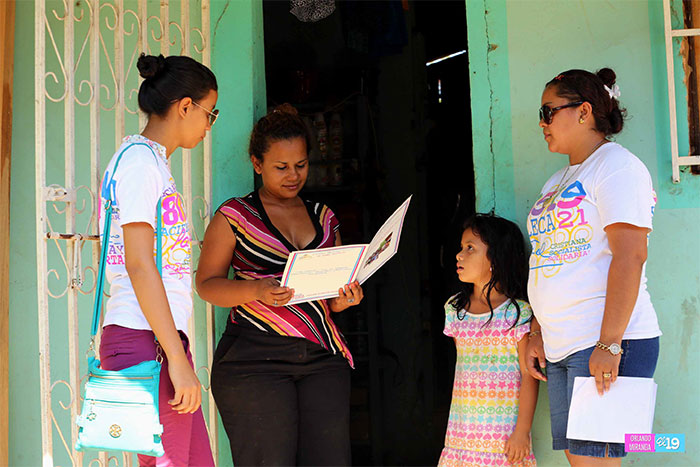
(604, 84, 621, 100)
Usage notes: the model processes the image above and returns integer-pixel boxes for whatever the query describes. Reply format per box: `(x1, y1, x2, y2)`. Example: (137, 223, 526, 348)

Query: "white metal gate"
(34, 0, 217, 465)
(663, 0, 700, 182)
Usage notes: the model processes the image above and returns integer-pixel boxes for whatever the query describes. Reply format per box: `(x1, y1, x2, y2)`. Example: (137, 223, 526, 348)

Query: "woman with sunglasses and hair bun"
(98, 53, 217, 465)
(525, 68, 661, 465)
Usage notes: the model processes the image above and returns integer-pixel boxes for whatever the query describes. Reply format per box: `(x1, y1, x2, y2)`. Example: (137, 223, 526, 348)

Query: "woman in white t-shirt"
(524, 68, 661, 465)
(98, 53, 218, 465)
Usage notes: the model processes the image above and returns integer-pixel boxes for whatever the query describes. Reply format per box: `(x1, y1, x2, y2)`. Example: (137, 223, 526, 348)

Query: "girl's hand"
(329, 281, 363, 312)
(256, 278, 294, 307)
(589, 346, 621, 395)
(167, 355, 202, 414)
(525, 332, 547, 381)
(504, 428, 531, 465)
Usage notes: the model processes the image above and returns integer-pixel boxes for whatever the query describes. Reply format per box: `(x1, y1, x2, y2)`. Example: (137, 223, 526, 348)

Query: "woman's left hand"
(589, 347, 621, 395)
(329, 281, 363, 312)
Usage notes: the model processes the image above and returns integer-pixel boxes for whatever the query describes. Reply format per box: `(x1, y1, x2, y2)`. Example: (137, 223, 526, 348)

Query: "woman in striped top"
(196, 104, 363, 466)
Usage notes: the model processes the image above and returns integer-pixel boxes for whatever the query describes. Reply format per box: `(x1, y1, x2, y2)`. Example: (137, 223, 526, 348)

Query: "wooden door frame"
(0, 0, 15, 464)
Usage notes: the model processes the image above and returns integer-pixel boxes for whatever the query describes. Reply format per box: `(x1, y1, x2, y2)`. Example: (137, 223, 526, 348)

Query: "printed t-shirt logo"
(528, 180, 593, 279)
(159, 191, 191, 278)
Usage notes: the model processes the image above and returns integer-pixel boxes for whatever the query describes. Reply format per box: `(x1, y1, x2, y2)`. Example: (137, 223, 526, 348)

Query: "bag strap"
(90, 142, 164, 339)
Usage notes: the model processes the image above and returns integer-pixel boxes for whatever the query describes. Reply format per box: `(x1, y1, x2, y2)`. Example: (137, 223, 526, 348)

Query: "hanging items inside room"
(290, 0, 336, 22)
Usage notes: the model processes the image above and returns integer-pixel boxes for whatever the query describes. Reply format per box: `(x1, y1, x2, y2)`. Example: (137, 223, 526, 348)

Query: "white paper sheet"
(280, 196, 412, 305)
(566, 376, 657, 443)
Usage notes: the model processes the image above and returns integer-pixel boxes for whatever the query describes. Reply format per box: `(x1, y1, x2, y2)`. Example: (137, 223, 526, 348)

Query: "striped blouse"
(217, 190, 353, 366)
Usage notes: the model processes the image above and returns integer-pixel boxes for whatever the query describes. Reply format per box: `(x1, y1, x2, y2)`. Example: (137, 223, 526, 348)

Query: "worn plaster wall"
(467, 1, 699, 465)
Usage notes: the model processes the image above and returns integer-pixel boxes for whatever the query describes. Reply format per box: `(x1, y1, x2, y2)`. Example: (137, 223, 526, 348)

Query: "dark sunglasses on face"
(539, 101, 583, 125)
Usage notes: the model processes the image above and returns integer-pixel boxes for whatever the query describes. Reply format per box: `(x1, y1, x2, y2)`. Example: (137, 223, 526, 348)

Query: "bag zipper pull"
(86, 400, 96, 421)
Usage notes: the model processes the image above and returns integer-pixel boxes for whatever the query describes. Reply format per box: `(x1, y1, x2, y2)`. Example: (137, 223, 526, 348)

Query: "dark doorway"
(417, 2, 474, 463)
(263, 1, 473, 464)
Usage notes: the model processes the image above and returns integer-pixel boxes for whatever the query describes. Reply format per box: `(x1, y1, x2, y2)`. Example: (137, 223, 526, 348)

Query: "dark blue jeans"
(546, 337, 659, 457)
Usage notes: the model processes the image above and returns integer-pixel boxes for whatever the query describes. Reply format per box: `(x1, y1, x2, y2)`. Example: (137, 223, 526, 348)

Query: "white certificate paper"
(566, 376, 657, 443)
(281, 196, 412, 305)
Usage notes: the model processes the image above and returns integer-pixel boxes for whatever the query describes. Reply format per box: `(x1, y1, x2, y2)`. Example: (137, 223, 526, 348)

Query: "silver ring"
(273, 300, 278, 306)
(348, 298, 354, 303)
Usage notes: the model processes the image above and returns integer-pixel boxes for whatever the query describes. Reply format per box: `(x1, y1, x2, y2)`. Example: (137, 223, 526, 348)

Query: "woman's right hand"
(525, 332, 548, 381)
(256, 278, 294, 307)
(167, 356, 202, 414)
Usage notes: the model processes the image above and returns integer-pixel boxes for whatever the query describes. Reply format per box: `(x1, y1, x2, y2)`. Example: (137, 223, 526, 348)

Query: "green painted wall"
(211, 0, 264, 209)
(8, 0, 262, 464)
(467, 1, 699, 465)
(209, 0, 265, 464)
(9, 1, 40, 464)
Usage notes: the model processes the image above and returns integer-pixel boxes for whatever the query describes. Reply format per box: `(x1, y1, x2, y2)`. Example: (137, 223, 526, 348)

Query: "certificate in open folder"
(281, 196, 412, 305)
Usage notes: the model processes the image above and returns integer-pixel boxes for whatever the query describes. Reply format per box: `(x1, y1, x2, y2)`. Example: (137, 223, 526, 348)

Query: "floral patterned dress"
(438, 298, 537, 467)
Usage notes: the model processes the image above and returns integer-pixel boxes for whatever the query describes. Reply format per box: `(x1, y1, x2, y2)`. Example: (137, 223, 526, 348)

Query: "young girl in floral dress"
(439, 214, 538, 467)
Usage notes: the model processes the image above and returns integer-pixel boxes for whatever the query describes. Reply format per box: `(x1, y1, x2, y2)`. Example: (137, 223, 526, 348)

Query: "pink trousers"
(100, 325, 215, 467)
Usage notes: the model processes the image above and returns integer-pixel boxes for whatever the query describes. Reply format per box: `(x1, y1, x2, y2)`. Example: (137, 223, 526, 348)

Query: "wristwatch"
(595, 341, 623, 356)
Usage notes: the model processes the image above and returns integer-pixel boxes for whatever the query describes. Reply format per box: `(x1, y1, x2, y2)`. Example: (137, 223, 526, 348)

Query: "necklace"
(542, 139, 608, 210)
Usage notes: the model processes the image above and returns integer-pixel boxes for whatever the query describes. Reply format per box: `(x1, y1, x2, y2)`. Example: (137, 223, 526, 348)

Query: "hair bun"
(271, 103, 299, 116)
(596, 67, 617, 88)
(137, 53, 166, 79)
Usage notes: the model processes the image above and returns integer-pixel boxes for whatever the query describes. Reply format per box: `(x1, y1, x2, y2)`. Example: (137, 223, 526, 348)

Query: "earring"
(579, 117, 585, 124)
(489, 266, 492, 272)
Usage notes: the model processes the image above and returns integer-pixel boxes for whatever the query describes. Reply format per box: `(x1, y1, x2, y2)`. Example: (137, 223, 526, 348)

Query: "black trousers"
(211, 326, 351, 467)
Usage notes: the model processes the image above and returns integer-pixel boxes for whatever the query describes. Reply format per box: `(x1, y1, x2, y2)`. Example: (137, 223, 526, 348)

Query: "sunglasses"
(539, 101, 583, 124)
(191, 100, 219, 126)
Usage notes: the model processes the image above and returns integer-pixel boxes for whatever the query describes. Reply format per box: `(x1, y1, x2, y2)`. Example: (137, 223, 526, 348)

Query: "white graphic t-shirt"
(526, 142, 661, 362)
(99, 135, 192, 333)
